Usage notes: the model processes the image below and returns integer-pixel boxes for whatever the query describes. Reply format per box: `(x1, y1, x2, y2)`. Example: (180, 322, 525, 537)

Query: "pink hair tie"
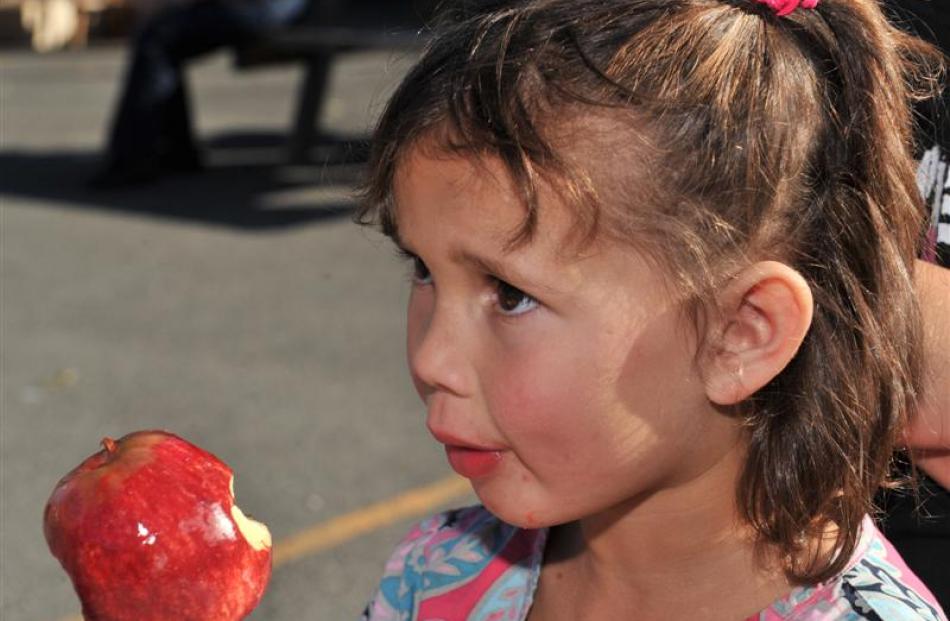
(754, 0, 819, 17)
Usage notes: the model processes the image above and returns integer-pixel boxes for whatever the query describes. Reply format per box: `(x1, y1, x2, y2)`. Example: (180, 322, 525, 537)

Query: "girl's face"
(393, 146, 745, 529)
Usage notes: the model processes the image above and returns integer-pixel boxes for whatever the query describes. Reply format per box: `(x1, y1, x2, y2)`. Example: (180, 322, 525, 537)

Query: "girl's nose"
(407, 299, 472, 399)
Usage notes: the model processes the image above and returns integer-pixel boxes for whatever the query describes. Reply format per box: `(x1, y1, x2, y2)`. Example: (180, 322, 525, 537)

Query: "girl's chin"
(474, 485, 562, 530)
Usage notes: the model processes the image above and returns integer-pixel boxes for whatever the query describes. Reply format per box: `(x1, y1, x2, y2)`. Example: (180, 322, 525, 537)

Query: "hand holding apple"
(44, 430, 272, 621)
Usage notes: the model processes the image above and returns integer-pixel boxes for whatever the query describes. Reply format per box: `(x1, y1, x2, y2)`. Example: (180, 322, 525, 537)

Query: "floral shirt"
(362, 505, 947, 621)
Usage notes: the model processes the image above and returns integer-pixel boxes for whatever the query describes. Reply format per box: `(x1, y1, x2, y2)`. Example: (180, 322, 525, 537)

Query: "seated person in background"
(89, 0, 308, 188)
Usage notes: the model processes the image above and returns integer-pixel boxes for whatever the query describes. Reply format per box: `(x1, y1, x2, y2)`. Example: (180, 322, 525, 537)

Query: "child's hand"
(904, 261, 950, 477)
(901, 261, 950, 491)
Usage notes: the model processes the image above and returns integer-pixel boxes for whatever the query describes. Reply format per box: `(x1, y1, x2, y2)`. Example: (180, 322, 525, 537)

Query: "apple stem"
(101, 437, 118, 454)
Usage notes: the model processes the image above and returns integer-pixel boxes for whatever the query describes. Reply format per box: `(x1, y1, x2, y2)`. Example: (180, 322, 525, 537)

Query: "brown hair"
(357, 0, 944, 583)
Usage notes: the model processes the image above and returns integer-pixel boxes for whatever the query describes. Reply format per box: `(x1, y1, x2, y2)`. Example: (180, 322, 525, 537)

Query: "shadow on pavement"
(0, 131, 365, 232)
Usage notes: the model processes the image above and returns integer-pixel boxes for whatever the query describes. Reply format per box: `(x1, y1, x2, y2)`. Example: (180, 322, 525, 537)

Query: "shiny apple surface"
(44, 430, 272, 621)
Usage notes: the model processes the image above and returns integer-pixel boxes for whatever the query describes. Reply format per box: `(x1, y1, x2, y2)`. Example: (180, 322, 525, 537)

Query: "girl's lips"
(444, 446, 503, 479)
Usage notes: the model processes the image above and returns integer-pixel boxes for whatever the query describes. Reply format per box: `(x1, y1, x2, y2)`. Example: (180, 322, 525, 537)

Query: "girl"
(358, 0, 948, 618)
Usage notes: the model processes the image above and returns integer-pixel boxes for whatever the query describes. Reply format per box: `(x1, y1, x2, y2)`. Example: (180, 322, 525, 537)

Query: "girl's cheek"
(487, 348, 589, 442)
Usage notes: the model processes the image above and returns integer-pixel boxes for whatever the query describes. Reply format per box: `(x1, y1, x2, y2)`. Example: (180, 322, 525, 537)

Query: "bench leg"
(289, 55, 332, 164)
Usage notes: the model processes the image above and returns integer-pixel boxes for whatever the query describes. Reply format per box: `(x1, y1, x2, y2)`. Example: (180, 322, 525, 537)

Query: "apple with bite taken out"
(44, 430, 272, 621)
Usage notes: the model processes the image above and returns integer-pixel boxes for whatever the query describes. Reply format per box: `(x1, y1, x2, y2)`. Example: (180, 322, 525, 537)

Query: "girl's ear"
(702, 261, 814, 406)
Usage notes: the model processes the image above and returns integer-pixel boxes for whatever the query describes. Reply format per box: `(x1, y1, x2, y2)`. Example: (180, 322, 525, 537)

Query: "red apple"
(44, 430, 272, 621)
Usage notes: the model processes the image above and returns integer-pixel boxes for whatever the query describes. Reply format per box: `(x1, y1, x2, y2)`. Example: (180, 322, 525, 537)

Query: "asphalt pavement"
(0, 45, 474, 620)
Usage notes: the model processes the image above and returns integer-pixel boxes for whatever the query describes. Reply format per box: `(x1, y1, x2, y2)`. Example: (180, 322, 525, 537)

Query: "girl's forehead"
(391, 143, 588, 256)
(393, 148, 533, 237)
(393, 144, 513, 203)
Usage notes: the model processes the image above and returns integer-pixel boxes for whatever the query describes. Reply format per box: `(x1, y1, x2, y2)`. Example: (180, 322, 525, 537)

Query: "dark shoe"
(87, 162, 161, 190)
(159, 148, 204, 174)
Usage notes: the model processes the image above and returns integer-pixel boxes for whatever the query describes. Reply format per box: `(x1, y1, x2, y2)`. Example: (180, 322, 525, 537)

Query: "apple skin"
(44, 430, 272, 621)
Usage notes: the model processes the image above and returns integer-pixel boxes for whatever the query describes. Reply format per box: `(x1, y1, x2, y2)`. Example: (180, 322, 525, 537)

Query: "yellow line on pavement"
(57, 475, 471, 621)
(273, 474, 471, 567)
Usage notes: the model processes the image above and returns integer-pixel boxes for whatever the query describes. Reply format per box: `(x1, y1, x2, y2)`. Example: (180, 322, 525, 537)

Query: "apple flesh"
(44, 430, 272, 621)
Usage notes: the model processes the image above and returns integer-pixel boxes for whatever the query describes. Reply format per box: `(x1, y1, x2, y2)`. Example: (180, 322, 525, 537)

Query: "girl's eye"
(411, 257, 432, 285)
(495, 280, 538, 316)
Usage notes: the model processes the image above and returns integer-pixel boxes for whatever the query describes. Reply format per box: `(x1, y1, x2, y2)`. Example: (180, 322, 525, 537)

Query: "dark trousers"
(103, 0, 301, 173)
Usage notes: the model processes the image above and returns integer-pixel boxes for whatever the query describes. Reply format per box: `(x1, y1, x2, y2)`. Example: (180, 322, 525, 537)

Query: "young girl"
(357, 0, 948, 618)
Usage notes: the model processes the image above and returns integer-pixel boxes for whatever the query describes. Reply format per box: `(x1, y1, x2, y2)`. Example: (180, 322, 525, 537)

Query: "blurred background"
(0, 1, 476, 618)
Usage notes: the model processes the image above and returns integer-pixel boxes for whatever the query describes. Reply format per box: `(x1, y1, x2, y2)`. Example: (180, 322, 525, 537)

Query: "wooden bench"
(234, 0, 439, 164)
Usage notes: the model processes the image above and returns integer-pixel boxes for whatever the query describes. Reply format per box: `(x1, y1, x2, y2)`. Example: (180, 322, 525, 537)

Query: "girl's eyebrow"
(390, 231, 412, 256)
(393, 233, 565, 296)
(450, 247, 514, 282)
(393, 232, 518, 282)
(391, 236, 414, 259)
(454, 248, 567, 297)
